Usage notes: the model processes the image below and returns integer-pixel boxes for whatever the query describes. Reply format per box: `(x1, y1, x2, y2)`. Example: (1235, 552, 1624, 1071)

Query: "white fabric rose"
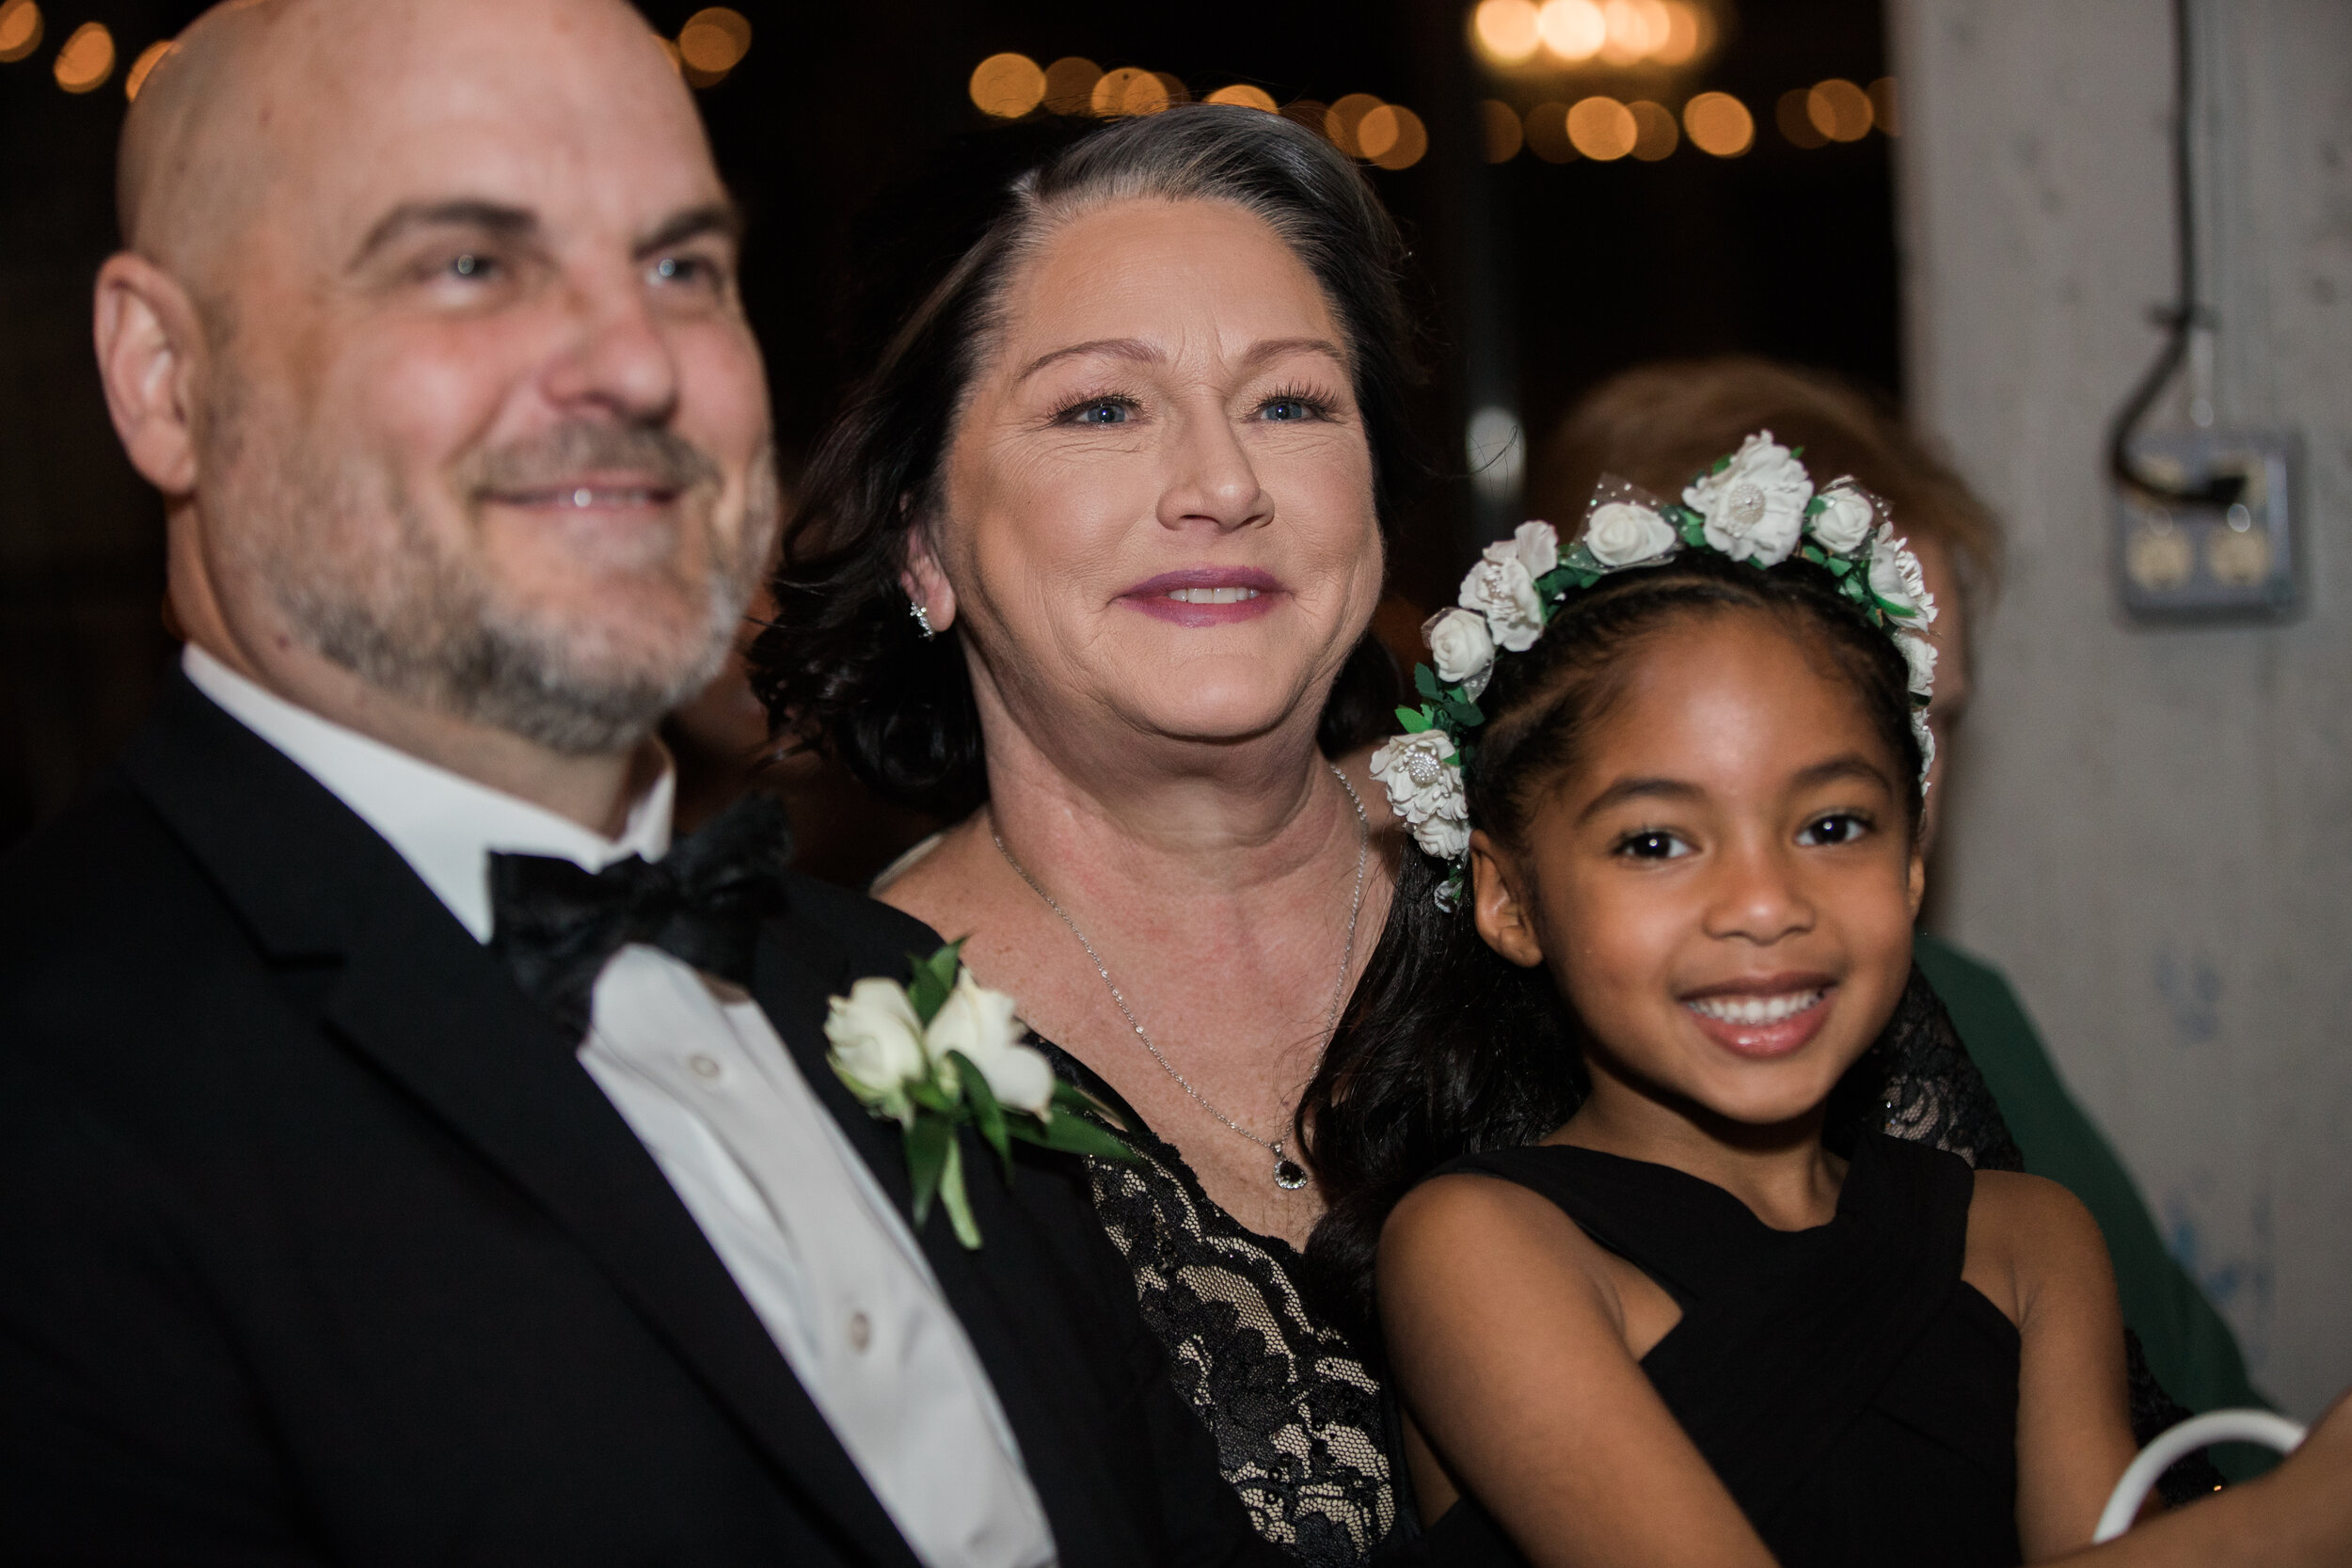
(1582, 501, 1678, 568)
(1867, 524, 1937, 626)
(1809, 480, 1878, 554)
(1912, 710, 1937, 788)
(1422, 608, 1496, 698)
(1895, 630, 1938, 700)
(824, 977, 930, 1116)
(1370, 730, 1470, 861)
(1682, 431, 1813, 567)
(927, 972, 1055, 1115)
(1460, 545, 1546, 652)
(1510, 519, 1561, 577)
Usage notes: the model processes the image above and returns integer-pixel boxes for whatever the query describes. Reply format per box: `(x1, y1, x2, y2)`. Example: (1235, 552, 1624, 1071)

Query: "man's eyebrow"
(635, 200, 744, 258)
(350, 199, 537, 269)
(1576, 776, 1705, 826)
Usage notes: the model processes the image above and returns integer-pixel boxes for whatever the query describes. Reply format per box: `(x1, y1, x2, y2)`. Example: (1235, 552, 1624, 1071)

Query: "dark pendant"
(1273, 1156, 1310, 1190)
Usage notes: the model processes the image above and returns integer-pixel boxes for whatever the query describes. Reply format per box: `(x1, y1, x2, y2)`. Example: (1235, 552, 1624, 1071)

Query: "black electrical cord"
(2106, 0, 2242, 507)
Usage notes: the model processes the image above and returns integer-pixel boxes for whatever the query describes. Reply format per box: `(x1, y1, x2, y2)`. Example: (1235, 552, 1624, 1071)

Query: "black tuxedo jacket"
(0, 673, 1275, 1568)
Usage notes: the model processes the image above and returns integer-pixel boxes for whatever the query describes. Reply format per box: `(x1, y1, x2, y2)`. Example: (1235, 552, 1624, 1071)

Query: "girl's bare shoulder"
(1964, 1168, 2113, 1327)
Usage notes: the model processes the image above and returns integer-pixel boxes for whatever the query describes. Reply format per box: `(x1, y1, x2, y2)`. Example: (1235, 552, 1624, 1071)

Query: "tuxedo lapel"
(120, 675, 923, 1568)
(752, 929, 1134, 1567)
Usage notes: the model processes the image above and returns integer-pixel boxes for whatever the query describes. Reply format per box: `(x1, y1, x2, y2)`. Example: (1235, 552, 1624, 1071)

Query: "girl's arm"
(1977, 1170, 2352, 1566)
(1378, 1172, 1776, 1568)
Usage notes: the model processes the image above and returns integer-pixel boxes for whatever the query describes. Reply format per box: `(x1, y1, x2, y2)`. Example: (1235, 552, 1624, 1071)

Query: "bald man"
(0, 4, 1271, 1564)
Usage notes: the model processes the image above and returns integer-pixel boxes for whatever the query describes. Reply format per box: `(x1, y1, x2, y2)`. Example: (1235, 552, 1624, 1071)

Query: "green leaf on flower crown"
(1804, 496, 1826, 517)
(1679, 516, 1709, 547)
(1415, 663, 1443, 701)
(1566, 568, 1602, 591)
(937, 1138, 981, 1250)
(1789, 444, 1805, 458)
(1826, 555, 1855, 577)
(906, 941, 963, 1025)
(1708, 454, 1731, 474)
(1444, 696, 1485, 728)
(906, 1112, 952, 1228)
(1395, 705, 1434, 734)
(949, 1050, 1014, 1182)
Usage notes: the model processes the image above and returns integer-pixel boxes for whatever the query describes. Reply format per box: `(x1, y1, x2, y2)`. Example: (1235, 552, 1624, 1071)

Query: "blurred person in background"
(0, 0, 1276, 1560)
(753, 109, 2025, 1561)
(1532, 356, 2267, 1461)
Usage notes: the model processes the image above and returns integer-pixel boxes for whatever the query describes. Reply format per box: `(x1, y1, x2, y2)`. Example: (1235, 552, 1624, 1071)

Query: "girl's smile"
(1680, 974, 1836, 1057)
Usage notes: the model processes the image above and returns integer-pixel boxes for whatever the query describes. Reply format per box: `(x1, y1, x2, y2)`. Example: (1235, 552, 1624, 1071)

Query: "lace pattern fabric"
(1039, 1043, 1395, 1568)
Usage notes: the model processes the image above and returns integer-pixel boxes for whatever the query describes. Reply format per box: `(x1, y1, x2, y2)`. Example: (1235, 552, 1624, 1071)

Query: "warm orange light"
(1479, 99, 1524, 163)
(677, 8, 750, 74)
(53, 20, 111, 92)
(1472, 0, 1542, 66)
(1654, 1, 1703, 66)
(969, 52, 1045, 119)
(123, 38, 171, 101)
(1566, 95, 1636, 160)
(1325, 92, 1383, 157)
(1806, 78, 1872, 142)
(1280, 99, 1329, 138)
(1152, 71, 1190, 106)
(1776, 87, 1826, 149)
(1628, 99, 1677, 160)
(1537, 0, 1605, 62)
(1682, 90, 1753, 156)
(1525, 102, 1577, 163)
(1598, 0, 1659, 66)
(1360, 104, 1428, 170)
(1091, 66, 1168, 118)
(1867, 75, 1899, 136)
(1205, 83, 1278, 113)
(0, 0, 40, 63)
(1042, 56, 1101, 115)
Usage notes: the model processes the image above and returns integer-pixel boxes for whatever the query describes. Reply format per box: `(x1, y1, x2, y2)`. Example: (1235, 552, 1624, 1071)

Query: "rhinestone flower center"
(1724, 482, 1767, 531)
(1405, 750, 1443, 786)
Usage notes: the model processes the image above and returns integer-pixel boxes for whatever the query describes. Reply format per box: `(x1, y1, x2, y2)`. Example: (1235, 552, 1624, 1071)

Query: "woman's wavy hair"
(1297, 547, 1926, 1353)
(748, 105, 1424, 819)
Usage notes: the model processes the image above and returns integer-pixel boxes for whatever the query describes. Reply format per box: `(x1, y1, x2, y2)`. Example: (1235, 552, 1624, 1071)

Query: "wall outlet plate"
(2114, 430, 2300, 623)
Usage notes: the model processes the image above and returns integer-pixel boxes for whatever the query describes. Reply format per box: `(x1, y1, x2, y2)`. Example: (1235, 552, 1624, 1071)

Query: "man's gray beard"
(246, 426, 763, 757)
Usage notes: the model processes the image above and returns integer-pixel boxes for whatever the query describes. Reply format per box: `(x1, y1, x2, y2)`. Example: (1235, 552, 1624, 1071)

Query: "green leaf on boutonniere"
(906, 1113, 951, 1227)
(1014, 1110, 1139, 1161)
(949, 1049, 1014, 1181)
(906, 941, 961, 1025)
(937, 1139, 980, 1249)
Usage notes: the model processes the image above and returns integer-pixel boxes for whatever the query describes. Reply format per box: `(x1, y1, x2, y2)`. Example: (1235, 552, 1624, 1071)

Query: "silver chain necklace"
(992, 763, 1371, 1191)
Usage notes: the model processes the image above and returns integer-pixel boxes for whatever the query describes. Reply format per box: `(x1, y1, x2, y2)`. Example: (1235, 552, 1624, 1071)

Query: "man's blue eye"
(452, 253, 488, 278)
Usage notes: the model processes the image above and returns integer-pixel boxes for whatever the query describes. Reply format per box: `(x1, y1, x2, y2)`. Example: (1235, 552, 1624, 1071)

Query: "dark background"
(0, 0, 1896, 859)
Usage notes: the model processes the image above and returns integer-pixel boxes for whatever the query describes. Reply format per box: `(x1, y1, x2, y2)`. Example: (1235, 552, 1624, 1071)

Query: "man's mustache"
(466, 421, 724, 499)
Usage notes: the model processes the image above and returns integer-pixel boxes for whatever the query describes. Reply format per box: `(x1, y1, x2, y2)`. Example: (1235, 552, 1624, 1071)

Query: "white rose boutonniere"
(1808, 479, 1878, 554)
(1683, 431, 1813, 567)
(1866, 524, 1937, 626)
(1460, 542, 1547, 652)
(826, 943, 1131, 1247)
(1582, 501, 1678, 568)
(1422, 608, 1497, 698)
(1371, 729, 1471, 861)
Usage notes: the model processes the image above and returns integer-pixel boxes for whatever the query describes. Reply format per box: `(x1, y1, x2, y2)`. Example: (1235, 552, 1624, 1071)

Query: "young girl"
(1302, 436, 2352, 1567)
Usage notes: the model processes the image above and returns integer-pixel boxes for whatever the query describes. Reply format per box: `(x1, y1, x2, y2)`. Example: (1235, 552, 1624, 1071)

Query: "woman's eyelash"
(1048, 392, 1142, 425)
(1258, 385, 1337, 419)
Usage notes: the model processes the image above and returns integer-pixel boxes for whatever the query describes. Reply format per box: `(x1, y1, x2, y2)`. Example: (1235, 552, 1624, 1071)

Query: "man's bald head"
(117, 0, 692, 294)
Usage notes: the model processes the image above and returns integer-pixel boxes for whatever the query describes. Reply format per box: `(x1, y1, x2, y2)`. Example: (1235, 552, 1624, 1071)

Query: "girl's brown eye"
(1798, 813, 1869, 847)
(1615, 830, 1690, 861)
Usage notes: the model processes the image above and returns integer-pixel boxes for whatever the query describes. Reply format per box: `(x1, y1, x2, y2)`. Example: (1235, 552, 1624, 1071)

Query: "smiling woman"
(749, 105, 1419, 1562)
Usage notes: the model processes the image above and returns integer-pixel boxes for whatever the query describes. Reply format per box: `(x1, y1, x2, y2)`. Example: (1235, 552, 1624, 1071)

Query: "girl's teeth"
(1687, 989, 1825, 1026)
(1166, 586, 1262, 604)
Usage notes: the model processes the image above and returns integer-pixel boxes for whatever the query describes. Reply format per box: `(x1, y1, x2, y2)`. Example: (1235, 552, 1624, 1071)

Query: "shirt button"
(687, 1053, 723, 1080)
(847, 1310, 872, 1352)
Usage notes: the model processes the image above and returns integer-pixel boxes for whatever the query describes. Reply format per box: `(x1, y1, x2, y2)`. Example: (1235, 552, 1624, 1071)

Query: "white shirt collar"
(183, 645, 675, 943)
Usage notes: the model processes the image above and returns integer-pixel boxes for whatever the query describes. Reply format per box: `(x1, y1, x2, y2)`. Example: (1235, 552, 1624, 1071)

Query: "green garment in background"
(1915, 932, 2274, 1479)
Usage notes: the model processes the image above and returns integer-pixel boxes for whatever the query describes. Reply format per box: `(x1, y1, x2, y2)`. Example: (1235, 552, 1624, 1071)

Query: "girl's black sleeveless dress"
(1406, 1132, 2024, 1568)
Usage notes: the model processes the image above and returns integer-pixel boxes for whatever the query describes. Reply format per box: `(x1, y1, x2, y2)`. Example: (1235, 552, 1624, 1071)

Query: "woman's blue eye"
(1798, 813, 1869, 847)
(1065, 400, 1132, 425)
(1262, 397, 1317, 422)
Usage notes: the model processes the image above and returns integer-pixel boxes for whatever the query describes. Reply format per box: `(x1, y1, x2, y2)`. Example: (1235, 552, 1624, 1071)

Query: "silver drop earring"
(910, 600, 937, 640)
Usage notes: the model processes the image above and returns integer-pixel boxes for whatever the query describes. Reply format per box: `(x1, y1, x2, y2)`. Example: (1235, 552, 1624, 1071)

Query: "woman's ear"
(898, 521, 959, 634)
(1906, 843, 1927, 922)
(1470, 830, 1546, 969)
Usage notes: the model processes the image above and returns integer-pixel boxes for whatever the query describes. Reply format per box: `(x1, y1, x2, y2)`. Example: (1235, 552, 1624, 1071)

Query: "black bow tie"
(487, 791, 794, 1043)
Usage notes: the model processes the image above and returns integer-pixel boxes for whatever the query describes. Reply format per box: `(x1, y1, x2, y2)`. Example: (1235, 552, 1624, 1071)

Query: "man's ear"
(1470, 830, 1546, 969)
(93, 252, 205, 496)
(898, 521, 959, 634)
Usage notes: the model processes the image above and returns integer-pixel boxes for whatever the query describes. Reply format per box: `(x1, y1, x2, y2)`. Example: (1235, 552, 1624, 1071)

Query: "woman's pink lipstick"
(1680, 976, 1836, 1059)
(1118, 567, 1285, 626)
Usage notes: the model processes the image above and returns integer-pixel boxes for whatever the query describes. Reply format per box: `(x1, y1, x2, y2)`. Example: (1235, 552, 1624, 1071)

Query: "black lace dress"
(1041, 964, 2212, 1566)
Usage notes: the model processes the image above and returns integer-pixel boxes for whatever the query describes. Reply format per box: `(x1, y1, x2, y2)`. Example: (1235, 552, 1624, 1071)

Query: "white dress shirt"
(184, 647, 1056, 1568)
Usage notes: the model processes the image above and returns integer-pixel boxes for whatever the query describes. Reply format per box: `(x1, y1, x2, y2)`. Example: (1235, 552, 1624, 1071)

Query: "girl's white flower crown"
(1372, 431, 1939, 909)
